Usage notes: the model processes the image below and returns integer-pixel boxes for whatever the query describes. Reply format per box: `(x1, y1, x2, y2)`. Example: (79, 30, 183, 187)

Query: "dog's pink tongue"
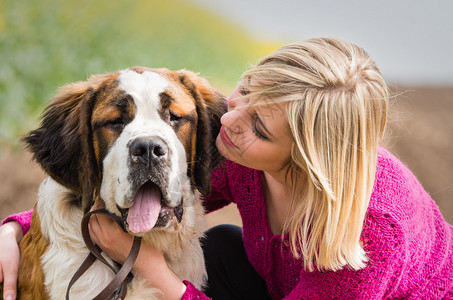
(127, 182, 161, 233)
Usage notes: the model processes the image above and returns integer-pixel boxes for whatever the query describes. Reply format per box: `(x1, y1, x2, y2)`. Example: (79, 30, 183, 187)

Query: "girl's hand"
(88, 204, 134, 264)
(0, 221, 23, 300)
(88, 204, 187, 299)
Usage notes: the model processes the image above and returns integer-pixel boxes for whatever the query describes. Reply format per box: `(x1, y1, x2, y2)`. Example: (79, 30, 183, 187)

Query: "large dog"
(7, 67, 226, 299)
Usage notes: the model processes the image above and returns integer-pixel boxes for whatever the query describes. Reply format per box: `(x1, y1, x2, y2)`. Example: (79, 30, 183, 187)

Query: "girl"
(1, 38, 452, 299)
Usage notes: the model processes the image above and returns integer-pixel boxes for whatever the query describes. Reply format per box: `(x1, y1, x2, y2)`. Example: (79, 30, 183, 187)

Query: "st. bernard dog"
(8, 67, 226, 299)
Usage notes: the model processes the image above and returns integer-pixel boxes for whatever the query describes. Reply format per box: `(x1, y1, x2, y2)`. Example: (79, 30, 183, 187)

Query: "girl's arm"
(0, 220, 23, 300)
(0, 209, 31, 299)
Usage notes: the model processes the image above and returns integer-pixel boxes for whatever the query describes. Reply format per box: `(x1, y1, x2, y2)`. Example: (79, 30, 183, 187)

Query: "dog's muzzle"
(116, 180, 184, 234)
(117, 201, 184, 232)
(113, 137, 184, 234)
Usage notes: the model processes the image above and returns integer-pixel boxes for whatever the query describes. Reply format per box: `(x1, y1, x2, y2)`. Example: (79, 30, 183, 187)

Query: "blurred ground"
(382, 86, 453, 224)
(0, 86, 452, 226)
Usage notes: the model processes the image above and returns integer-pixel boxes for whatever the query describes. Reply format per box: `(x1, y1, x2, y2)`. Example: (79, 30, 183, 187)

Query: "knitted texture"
(4, 148, 453, 299)
(2, 209, 33, 235)
(181, 281, 209, 300)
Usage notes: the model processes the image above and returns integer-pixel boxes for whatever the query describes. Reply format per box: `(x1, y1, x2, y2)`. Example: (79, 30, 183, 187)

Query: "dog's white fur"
(101, 70, 187, 211)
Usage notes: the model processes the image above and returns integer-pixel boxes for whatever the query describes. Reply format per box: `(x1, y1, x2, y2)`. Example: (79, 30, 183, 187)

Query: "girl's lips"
(219, 126, 238, 149)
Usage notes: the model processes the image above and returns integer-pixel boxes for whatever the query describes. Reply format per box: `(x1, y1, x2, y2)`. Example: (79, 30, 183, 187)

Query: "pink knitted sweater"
(4, 148, 453, 299)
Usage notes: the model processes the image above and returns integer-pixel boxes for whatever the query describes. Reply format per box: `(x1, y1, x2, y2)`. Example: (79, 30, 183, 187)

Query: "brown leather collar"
(66, 208, 142, 300)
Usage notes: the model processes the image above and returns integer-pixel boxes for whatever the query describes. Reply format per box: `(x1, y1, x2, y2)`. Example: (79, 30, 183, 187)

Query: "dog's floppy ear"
(177, 70, 227, 196)
(22, 79, 99, 196)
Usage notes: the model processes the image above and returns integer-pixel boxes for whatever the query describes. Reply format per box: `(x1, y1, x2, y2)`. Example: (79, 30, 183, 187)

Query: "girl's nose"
(220, 109, 242, 134)
(221, 86, 248, 133)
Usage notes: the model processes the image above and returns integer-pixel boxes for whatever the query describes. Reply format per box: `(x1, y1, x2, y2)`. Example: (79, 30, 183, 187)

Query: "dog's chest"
(36, 178, 157, 299)
(36, 177, 205, 299)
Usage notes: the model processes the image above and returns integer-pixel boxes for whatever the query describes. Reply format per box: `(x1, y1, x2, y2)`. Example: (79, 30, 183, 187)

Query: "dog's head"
(23, 67, 226, 233)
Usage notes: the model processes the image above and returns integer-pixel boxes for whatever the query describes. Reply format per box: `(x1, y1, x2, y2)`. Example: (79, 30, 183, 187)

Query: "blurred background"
(1, 0, 452, 225)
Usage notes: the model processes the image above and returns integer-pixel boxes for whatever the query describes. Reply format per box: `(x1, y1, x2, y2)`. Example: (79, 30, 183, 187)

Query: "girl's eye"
(239, 87, 249, 96)
(252, 125, 267, 140)
(251, 113, 268, 141)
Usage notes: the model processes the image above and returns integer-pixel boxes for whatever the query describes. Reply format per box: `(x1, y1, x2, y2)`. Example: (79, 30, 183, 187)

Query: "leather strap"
(66, 208, 142, 300)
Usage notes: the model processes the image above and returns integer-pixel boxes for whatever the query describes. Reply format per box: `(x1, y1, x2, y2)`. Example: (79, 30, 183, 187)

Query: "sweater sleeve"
(181, 281, 211, 299)
(1, 209, 34, 235)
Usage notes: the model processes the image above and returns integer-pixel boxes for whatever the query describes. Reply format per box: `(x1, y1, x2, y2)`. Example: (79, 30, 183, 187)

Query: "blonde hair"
(242, 38, 388, 271)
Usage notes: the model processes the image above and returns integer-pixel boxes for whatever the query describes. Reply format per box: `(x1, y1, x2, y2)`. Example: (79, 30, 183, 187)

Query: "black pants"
(202, 224, 272, 300)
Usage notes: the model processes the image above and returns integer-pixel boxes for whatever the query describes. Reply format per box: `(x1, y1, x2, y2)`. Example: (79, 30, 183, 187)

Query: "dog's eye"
(169, 112, 183, 125)
(106, 118, 124, 129)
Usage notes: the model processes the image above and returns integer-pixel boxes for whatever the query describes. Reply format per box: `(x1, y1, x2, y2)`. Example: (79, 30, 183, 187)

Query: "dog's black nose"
(130, 138, 168, 165)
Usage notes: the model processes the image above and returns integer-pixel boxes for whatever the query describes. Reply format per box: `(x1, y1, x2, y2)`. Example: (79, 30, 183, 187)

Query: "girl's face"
(216, 84, 293, 178)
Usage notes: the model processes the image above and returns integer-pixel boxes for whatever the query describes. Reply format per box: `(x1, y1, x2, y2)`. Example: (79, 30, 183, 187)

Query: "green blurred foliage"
(0, 0, 280, 145)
